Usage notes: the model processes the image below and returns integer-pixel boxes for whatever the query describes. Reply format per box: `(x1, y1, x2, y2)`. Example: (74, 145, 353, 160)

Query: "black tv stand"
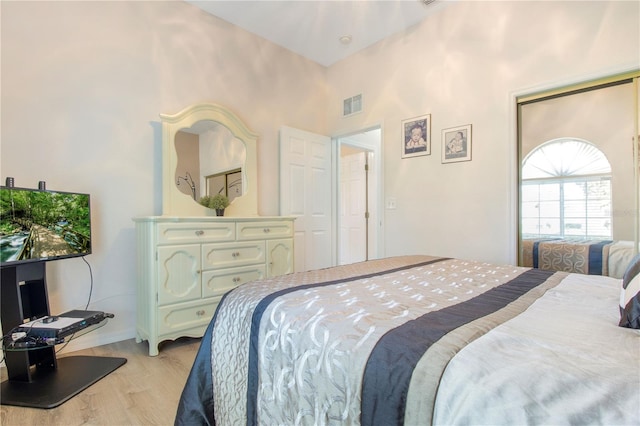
(1, 262, 126, 409)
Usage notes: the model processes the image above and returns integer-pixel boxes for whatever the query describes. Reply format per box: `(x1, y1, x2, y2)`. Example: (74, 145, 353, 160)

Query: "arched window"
(521, 138, 612, 239)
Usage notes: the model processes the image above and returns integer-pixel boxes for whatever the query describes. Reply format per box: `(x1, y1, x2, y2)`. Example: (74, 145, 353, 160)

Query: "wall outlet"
(386, 197, 397, 209)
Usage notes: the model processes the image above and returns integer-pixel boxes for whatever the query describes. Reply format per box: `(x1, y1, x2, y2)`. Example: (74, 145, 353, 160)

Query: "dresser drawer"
(202, 264, 266, 298)
(157, 222, 235, 244)
(236, 220, 293, 240)
(202, 241, 265, 269)
(157, 297, 220, 336)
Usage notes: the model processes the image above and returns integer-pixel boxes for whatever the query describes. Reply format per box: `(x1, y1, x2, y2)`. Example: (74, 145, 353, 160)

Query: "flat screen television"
(0, 186, 92, 267)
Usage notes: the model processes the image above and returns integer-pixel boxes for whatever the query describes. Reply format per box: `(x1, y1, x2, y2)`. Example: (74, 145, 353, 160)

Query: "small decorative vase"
(215, 208, 225, 217)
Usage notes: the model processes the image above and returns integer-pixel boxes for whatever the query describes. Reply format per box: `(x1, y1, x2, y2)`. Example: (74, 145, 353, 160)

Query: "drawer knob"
(233, 277, 241, 283)
(263, 228, 271, 233)
(195, 230, 204, 236)
(196, 310, 205, 316)
(232, 252, 240, 258)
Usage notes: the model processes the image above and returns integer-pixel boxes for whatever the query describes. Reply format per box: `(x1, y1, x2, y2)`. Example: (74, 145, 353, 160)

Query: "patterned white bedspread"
(175, 255, 640, 426)
(433, 272, 639, 425)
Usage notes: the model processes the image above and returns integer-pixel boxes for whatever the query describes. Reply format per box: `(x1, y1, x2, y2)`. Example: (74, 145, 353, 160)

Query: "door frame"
(333, 124, 384, 263)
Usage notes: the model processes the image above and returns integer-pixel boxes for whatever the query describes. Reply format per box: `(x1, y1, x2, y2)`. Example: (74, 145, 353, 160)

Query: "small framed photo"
(442, 124, 472, 163)
(401, 114, 431, 158)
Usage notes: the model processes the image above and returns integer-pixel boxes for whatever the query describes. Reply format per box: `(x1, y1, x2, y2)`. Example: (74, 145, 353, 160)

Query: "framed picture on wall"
(401, 114, 431, 158)
(442, 124, 472, 163)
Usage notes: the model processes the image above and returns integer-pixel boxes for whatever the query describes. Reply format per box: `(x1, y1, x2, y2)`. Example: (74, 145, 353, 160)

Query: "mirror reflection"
(517, 76, 638, 275)
(206, 168, 242, 203)
(174, 120, 246, 203)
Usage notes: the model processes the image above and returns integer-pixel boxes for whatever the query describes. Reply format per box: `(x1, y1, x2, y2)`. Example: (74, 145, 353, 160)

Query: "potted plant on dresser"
(199, 194, 230, 216)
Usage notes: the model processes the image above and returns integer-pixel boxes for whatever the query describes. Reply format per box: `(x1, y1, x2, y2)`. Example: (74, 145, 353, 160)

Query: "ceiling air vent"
(343, 94, 362, 117)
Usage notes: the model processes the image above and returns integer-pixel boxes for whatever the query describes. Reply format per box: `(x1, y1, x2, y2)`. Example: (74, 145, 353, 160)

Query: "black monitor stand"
(1, 262, 126, 409)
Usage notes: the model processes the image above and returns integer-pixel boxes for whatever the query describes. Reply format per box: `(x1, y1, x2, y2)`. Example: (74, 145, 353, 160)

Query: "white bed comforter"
(433, 273, 640, 425)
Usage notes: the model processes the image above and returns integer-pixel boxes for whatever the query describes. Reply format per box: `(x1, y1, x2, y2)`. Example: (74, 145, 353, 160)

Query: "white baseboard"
(56, 329, 137, 355)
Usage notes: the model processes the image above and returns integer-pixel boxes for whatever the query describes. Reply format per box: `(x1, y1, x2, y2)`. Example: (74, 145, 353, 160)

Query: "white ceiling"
(186, 0, 443, 67)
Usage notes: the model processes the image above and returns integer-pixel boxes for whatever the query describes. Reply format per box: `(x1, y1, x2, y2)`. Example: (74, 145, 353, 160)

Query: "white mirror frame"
(161, 103, 258, 217)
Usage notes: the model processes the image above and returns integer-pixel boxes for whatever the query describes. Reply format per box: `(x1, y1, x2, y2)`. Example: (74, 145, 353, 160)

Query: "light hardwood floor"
(0, 337, 201, 426)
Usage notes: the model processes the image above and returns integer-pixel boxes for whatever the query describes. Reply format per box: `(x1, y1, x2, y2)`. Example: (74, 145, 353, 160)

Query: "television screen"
(0, 186, 92, 266)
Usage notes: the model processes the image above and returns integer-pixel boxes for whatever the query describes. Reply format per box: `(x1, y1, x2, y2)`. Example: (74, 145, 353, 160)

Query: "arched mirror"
(161, 103, 258, 216)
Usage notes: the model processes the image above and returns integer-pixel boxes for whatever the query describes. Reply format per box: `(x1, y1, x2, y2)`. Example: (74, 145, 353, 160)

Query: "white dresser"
(134, 216, 294, 356)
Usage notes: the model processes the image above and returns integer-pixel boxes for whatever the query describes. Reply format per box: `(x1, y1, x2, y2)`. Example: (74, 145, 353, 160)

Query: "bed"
(175, 254, 640, 425)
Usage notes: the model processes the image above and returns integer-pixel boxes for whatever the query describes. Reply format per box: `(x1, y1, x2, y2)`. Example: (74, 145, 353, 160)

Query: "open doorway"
(336, 127, 381, 265)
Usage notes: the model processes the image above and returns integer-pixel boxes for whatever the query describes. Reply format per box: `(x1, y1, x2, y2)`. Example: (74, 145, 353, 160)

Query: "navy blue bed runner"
(587, 240, 613, 275)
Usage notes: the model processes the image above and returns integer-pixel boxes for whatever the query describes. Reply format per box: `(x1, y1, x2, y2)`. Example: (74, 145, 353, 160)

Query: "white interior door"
(337, 128, 381, 263)
(279, 126, 333, 272)
(340, 151, 367, 265)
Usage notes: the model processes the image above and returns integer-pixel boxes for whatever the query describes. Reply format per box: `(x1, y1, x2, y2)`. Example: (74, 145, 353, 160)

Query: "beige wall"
(1, 0, 638, 352)
(0, 0, 328, 351)
(326, 0, 639, 263)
